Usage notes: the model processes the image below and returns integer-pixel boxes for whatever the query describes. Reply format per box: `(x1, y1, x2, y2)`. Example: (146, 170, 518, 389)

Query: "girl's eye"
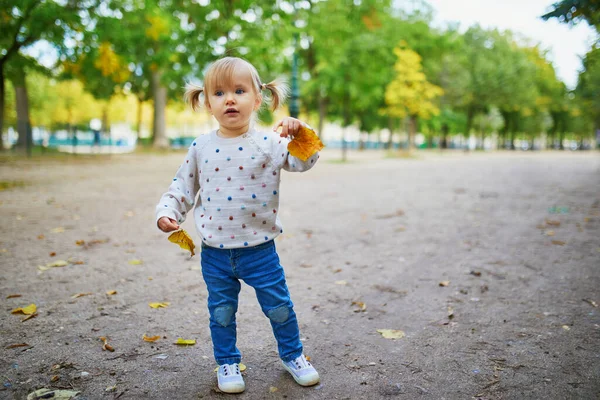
(235, 88, 244, 94)
(215, 91, 223, 96)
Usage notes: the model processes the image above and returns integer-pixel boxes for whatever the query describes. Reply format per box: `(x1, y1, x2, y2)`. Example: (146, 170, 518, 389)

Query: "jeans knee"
(267, 304, 290, 324)
(213, 305, 235, 327)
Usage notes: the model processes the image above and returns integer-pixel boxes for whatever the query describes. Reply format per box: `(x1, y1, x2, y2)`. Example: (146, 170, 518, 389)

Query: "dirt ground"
(0, 149, 599, 400)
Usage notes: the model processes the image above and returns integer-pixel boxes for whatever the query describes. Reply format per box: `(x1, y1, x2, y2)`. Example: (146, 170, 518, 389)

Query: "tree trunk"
(0, 65, 5, 150)
(152, 69, 169, 149)
(440, 123, 449, 149)
(408, 114, 418, 150)
(136, 96, 143, 140)
(465, 107, 474, 151)
(12, 68, 32, 155)
(317, 93, 326, 139)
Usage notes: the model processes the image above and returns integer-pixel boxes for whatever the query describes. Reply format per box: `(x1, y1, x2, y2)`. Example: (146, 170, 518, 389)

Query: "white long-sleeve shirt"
(156, 127, 319, 249)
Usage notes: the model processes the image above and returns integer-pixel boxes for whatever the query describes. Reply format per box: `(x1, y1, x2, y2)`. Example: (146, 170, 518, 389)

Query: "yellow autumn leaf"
(168, 230, 196, 256)
(143, 334, 161, 342)
(71, 293, 93, 299)
(376, 329, 406, 339)
(100, 336, 114, 352)
(12, 304, 37, 315)
(149, 302, 170, 309)
(287, 125, 324, 161)
(106, 290, 117, 295)
(439, 281, 450, 287)
(174, 338, 196, 345)
(47, 260, 68, 268)
(129, 259, 143, 265)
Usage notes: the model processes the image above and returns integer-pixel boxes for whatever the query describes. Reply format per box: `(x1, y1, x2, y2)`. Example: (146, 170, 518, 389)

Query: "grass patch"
(0, 180, 26, 191)
(384, 150, 420, 159)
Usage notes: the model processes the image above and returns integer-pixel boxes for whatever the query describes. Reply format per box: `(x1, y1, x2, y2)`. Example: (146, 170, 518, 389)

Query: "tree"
(383, 45, 443, 150)
(0, 0, 95, 149)
(541, 0, 600, 28)
(576, 46, 600, 141)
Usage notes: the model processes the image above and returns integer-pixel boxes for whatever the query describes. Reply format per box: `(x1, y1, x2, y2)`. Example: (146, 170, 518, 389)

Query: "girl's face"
(206, 66, 261, 137)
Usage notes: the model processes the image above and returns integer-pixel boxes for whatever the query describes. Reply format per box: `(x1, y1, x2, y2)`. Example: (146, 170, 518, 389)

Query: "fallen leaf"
(47, 260, 68, 268)
(106, 290, 117, 296)
(562, 325, 571, 331)
(447, 306, 454, 319)
(75, 240, 85, 246)
(335, 280, 348, 286)
(50, 227, 65, 233)
(37, 234, 45, 239)
(70, 260, 84, 265)
(351, 301, 367, 312)
(269, 387, 279, 393)
(51, 375, 60, 382)
(551, 240, 566, 246)
(21, 313, 38, 322)
(545, 230, 555, 236)
(583, 299, 598, 308)
(470, 271, 482, 277)
(99, 336, 114, 352)
(26, 388, 80, 400)
(174, 338, 196, 345)
(149, 302, 170, 309)
(105, 385, 117, 392)
(376, 329, 405, 339)
(128, 259, 143, 265)
(5, 343, 29, 349)
(168, 230, 196, 256)
(545, 219, 561, 226)
(287, 124, 324, 161)
(6, 294, 22, 299)
(12, 304, 37, 315)
(49, 252, 56, 257)
(143, 334, 161, 342)
(305, 356, 311, 361)
(71, 293, 93, 299)
(439, 281, 450, 287)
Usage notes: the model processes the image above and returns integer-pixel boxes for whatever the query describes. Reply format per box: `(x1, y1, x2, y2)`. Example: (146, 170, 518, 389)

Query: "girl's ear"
(254, 94, 262, 111)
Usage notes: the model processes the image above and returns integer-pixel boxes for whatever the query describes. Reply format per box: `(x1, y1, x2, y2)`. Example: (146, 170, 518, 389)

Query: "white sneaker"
(217, 363, 245, 393)
(282, 354, 320, 386)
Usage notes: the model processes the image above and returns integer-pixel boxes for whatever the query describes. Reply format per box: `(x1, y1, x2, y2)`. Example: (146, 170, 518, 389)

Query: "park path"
(1, 149, 599, 399)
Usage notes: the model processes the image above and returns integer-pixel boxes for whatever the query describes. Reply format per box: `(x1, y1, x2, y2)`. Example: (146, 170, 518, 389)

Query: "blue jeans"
(200, 240, 303, 365)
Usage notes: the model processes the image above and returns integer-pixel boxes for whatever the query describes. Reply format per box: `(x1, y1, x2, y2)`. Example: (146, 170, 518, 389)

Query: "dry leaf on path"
(583, 299, 598, 308)
(12, 304, 37, 315)
(562, 325, 571, 331)
(551, 240, 566, 246)
(129, 259, 143, 265)
(376, 329, 405, 339)
(6, 343, 29, 349)
(545, 219, 561, 226)
(143, 334, 161, 342)
(168, 230, 196, 256)
(439, 281, 450, 287)
(335, 280, 348, 286)
(351, 301, 367, 312)
(71, 293, 93, 299)
(287, 125, 324, 161)
(99, 336, 114, 352)
(47, 260, 68, 268)
(269, 387, 279, 393)
(149, 302, 170, 309)
(174, 338, 196, 345)
(50, 227, 65, 233)
(6, 294, 22, 299)
(106, 290, 117, 295)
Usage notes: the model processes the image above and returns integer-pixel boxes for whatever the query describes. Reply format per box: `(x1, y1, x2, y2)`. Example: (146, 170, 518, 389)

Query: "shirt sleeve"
(155, 144, 201, 227)
(274, 136, 320, 172)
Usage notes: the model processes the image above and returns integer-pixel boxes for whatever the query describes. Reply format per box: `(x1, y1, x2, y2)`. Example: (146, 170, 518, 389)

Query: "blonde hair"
(184, 57, 288, 113)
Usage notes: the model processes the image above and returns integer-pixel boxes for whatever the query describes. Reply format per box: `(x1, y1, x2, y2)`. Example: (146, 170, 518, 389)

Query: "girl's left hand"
(274, 117, 304, 138)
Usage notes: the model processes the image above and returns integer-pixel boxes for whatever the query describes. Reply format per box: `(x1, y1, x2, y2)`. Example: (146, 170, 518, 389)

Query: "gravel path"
(1, 149, 599, 399)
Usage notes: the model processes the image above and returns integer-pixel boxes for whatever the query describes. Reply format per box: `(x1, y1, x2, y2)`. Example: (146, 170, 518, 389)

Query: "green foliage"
(542, 0, 600, 29)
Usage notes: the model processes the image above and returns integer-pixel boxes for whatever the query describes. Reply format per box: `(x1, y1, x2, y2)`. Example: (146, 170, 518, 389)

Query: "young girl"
(155, 57, 320, 394)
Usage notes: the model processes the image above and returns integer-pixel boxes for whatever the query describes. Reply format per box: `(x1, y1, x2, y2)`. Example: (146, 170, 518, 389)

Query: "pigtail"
(183, 82, 204, 112)
(262, 79, 289, 111)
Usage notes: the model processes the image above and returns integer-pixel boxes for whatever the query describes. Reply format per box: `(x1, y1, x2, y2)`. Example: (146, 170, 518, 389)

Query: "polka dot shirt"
(156, 128, 320, 249)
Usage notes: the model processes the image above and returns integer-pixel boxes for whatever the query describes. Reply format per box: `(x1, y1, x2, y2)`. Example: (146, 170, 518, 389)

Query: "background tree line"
(1, 0, 598, 153)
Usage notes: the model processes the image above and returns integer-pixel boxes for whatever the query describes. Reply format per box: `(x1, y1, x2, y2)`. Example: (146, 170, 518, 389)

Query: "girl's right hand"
(158, 217, 180, 232)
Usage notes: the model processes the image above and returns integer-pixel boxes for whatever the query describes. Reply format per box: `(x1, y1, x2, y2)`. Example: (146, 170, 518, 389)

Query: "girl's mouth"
(225, 108, 238, 114)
